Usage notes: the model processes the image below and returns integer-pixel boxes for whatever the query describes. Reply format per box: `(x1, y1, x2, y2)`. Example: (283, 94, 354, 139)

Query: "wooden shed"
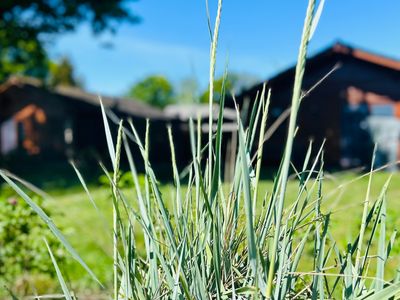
(235, 42, 400, 169)
(0, 77, 170, 174)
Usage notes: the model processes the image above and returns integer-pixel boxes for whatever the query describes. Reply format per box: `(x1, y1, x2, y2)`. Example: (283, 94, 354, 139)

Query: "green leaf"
(355, 282, 400, 300)
(44, 239, 73, 300)
(238, 120, 257, 274)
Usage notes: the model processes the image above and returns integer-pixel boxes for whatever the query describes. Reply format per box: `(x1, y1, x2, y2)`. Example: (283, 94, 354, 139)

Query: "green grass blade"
(168, 126, 183, 218)
(252, 87, 270, 214)
(100, 97, 116, 170)
(266, 1, 317, 296)
(238, 119, 257, 275)
(44, 238, 73, 300)
(129, 120, 178, 253)
(210, 69, 227, 204)
(386, 230, 397, 261)
(70, 161, 98, 211)
(376, 195, 387, 292)
(355, 282, 400, 300)
(309, 0, 325, 40)
(207, 0, 223, 195)
(355, 145, 377, 278)
(112, 120, 124, 300)
(359, 177, 391, 281)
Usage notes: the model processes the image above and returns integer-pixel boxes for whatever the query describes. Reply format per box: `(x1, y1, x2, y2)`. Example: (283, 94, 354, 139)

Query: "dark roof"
(0, 76, 166, 119)
(330, 42, 400, 70)
(241, 41, 400, 97)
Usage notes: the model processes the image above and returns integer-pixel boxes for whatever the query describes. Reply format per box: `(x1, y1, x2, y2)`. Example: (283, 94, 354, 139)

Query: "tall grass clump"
(1, 0, 400, 299)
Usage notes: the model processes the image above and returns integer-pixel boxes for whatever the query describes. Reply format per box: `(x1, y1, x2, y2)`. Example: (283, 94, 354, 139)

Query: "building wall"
(236, 55, 400, 169)
(0, 85, 69, 160)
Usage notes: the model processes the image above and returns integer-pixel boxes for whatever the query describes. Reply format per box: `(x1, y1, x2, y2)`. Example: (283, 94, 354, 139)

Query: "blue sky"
(50, 1, 400, 96)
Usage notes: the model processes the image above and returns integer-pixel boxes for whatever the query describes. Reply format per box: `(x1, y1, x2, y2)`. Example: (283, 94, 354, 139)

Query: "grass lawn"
(6, 170, 400, 297)
(47, 171, 400, 293)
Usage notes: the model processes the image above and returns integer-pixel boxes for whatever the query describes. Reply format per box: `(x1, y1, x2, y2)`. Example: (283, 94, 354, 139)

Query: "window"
(0, 118, 17, 155)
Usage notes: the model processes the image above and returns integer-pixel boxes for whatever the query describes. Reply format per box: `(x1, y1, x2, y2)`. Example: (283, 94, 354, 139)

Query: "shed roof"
(0, 76, 166, 119)
(240, 41, 400, 97)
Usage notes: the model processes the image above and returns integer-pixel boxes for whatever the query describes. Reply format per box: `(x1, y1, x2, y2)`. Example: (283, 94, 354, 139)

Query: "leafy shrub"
(0, 187, 64, 287)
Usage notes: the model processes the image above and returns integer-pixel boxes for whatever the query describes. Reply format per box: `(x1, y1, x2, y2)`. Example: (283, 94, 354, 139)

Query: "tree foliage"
(48, 57, 82, 88)
(128, 75, 175, 108)
(177, 77, 200, 103)
(0, 35, 49, 81)
(0, 0, 139, 82)
(200, 75, 235, 104)
(200, 72, 259, 103)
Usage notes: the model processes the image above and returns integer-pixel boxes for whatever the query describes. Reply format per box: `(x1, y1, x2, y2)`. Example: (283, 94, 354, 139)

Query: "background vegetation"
(0, 0, 139, 82)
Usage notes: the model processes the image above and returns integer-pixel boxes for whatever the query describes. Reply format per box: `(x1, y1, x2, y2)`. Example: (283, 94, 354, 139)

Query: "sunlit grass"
(33, 171, 399, 297)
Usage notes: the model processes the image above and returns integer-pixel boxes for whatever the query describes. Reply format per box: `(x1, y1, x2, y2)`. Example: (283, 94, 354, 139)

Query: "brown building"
(0, 77, 236, 180)
(3, 42, 399, 180)
(0, 77, 170, 175)
(235, 42, 400, 169)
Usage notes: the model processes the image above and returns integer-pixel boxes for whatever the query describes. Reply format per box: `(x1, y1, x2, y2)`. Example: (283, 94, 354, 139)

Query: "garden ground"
(2, 170, 400, 298)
